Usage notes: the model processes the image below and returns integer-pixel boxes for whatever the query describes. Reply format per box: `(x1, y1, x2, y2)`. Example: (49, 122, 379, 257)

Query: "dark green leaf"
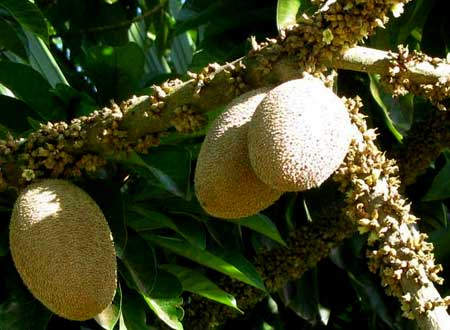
(128, 205, 206, 249)
(423, 162, 450, 201)
(279, 269, 321, 324)
(144, 296, 184, 330)
(0, 0, 48, 41)
(82, 43, 145, 103)
(0, 18, 27, 58)
(0, 258, 52, 330)
(237, 214, 285, 246)
(369, 74, 404, 142)
(117, 147, 192, 199)
(0, 61, 65, 121)
(95, 285, 122, 330)
(144, 234, 265, 290)
(0, 95, 38, 135)
(150, 269, 183, 299)
(161, 264, 242, 311)
(0, 229, 8, 256)
(50, 84, 96, 118)
(119, 235, 157, 297)
(120, 288, 148, 330)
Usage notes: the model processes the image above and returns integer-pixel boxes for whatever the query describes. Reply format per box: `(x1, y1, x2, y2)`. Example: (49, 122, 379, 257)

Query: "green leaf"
(0, 0, 48, 41)
(120, 289, 148, 330)
(0, 18, 27, 58)
(279, 269, 321, 324)
(128, 205, 206, 249)
(368, 74, 404, 142)
(119, 234, 157, 297)
(0, 95, 38, 135)
(0, 258, 52, 330)
(236, 214, 286, 246)
(116, 147, 192, 199)
(0, 229, 8, 256)
(276, 0, 301, 31)
(423, 162, 450, 201)
(144, 297, 184, 330)
(144, 234, 266, 290)
(95, 285, 122, 330)
(161, 264, 242, 311)
(82, 42, 145, 103)
(0, 61, 65, 121)
(24, 30, 69, 87)
(150, 269, 183, 299)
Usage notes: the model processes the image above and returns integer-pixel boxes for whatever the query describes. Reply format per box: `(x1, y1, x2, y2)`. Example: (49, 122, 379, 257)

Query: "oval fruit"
(195, 88, 282, 219)
(9, 179, 117, 320)
(247, 77, 353, 191)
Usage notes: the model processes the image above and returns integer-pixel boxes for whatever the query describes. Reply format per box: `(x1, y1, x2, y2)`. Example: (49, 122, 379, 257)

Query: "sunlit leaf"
(236, 214, 286, 246)
(144, 234, 266, 290)
(24, 31, 69, 87)
(161, 264, 242, 311)
(276, 0, 301, 31)
(144, 296, 184, 330)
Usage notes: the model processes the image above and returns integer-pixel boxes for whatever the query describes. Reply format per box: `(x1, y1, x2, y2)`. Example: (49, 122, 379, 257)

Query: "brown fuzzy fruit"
(247, 77, 353, 191)
(195, 88, 282, 219)
(9, 179, 117, 321)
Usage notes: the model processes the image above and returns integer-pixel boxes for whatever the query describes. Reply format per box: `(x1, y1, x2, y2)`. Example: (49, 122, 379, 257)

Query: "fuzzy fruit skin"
(195, 88, 282, 219)
(248, 77, 353, 191)
(9, 179, 117, 321)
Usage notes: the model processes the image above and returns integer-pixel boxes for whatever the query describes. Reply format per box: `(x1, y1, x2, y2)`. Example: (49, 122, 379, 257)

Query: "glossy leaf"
(95, 285, 122, 330)
(0, 62, 65, 121)
(0, 0, 48, 41)
(0, 18, 27, 58)
(144, 296, 184, 330)
(119, 235, 157, 297)
(24, 31, 69, 87)
(144, 234, 266, 290)
(161, 264, 242, 311)
(276, 0, 301, 31)
(237, 214, 286, 246)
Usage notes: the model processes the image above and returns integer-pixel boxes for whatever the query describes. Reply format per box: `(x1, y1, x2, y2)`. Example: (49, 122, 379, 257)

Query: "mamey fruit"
(9, 179, 117, 321)
(195, 88, 282, 219)
(247, 77, 353, 191)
